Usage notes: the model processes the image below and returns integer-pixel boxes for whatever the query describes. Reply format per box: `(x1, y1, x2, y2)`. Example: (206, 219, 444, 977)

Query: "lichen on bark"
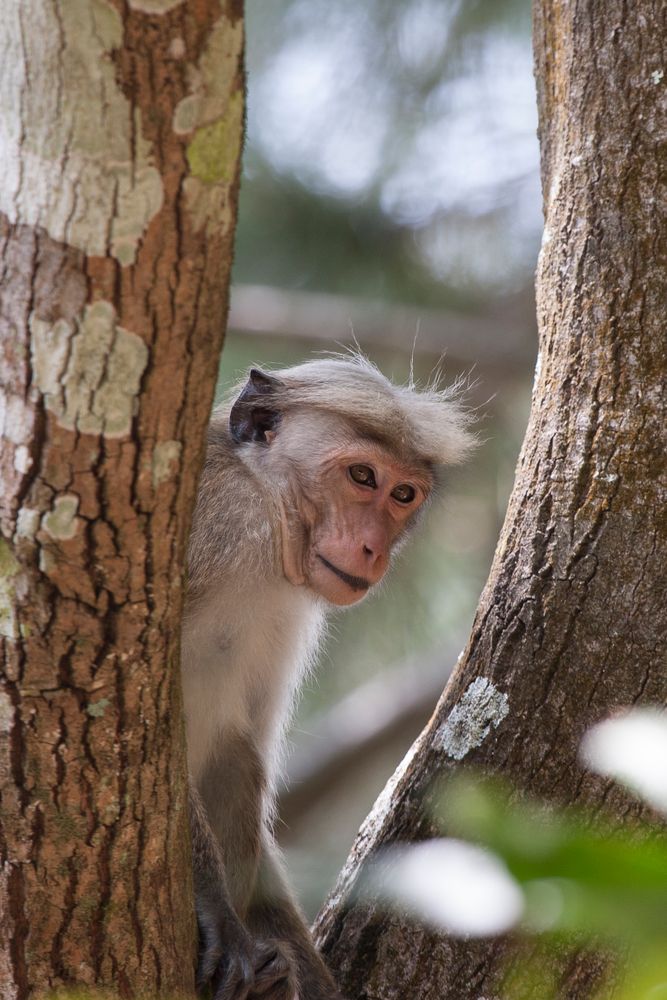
(30, 302, 149, 438)
(0, 0, 163, 264)
(0, 1, 245, 996)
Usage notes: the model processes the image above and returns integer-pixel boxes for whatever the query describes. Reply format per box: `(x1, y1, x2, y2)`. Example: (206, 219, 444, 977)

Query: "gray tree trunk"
(314, 2, 667, 997)
(0, 2, 244, 996)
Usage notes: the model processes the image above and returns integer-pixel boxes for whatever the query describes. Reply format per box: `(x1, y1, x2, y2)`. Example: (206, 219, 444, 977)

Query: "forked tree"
(2, 1, 666, 999)
(315, 2, 667, 997)
(0, 2, 243, 996)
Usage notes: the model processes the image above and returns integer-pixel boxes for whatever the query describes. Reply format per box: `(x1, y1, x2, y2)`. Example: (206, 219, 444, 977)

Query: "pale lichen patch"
(110, 110, 164, 265)
(532, 351, 543, 397)
(0, 539, 21, 640)
(182, 178, 233, 237)
(169, 37, 186, 59)
(38, 548, 56, 578)
(172, 13, 244, 233)
(16, 509, 41, 540)
(173, 16, 244, 135)
(173, 95, 204, 135)
(30, 301, 149, 438)
(87, 697, 111, 718)
(3, 396, 33, 445)
(14, 446, 31, 474)
(42, 495, 80, 541)
(0, 0, 163, 263)
(437, 677, 509, 760)
(0, 542, 19, 581)
(152, 440, 182, 489)
(0, 689, 13, 735)
(127, 0, 184, 11)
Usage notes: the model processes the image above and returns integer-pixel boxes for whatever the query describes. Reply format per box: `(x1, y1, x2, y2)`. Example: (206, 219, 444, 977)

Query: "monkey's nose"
(361, 541, 388, 574)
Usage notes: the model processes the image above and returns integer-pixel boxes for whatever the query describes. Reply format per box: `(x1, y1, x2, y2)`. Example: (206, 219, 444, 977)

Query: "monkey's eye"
(348, 464, 377, 488)
(391, 483, 416, 504)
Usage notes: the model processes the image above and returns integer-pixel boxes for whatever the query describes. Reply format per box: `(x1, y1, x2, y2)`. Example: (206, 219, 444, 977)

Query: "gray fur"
(223, 353, 475, 468)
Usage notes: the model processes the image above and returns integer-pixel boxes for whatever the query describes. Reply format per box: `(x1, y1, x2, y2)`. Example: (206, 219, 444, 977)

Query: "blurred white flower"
(364, 838, 523, 936)
(581, 708, 667, 813)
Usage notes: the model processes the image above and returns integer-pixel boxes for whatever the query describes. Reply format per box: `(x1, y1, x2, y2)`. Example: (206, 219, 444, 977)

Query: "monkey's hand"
(247, 938, 297, 1000)
(197, 912, 296, 1000)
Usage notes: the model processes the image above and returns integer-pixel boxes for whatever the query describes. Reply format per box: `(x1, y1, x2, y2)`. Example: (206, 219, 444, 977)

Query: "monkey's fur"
(182, 356, 473, 1000)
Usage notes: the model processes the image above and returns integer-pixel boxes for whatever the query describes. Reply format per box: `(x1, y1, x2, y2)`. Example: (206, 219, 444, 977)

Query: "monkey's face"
(228, 375, 438, 607)
(285, 445, 432, 607)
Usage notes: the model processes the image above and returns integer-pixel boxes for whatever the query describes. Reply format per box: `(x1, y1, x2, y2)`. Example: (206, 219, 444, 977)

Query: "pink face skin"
(284, 445, 432, 607)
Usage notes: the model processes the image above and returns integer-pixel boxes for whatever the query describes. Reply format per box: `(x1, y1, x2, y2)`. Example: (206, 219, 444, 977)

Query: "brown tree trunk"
(0, 2, 244, 997)
(315, 2, 667, 997)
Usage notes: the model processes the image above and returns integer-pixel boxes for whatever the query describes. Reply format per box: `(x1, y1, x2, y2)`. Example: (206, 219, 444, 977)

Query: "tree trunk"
(0, 2, 244, 997)
(315, 2, 667, 997)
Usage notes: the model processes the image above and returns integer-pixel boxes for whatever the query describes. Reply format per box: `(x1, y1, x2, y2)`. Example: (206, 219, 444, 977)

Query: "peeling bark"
(0, 2, 244, 997)
(315, 3, 667, 998)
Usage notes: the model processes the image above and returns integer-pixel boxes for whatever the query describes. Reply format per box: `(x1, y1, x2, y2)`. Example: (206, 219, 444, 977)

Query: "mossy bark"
(0, 2, 244, 997)
(314, 2, 667, 997)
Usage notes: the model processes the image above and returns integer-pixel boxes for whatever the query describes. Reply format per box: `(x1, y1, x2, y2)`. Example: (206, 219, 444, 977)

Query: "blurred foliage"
(438, 777, 667, 1000)
(236, 0, 540, 301)
(234, 171, 457, 307)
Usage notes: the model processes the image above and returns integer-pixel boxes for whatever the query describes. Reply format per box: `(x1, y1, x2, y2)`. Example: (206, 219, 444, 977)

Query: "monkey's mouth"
(317, 555, 370, 593)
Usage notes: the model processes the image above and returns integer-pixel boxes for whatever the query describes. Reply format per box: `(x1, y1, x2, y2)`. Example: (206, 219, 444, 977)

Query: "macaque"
(181, 356, 473, 999)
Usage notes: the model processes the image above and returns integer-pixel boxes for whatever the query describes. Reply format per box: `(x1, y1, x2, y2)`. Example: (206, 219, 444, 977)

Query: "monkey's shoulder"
(187, 422, 279, 597)
(199, 420, 268, 502)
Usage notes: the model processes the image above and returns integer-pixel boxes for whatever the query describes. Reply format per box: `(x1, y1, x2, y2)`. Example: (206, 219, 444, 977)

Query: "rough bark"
(0, 2, 244, 997)
(314, 2, 667, 998)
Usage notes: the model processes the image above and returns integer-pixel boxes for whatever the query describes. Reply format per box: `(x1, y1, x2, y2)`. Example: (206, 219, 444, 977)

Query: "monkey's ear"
(229, 369, 282, 444)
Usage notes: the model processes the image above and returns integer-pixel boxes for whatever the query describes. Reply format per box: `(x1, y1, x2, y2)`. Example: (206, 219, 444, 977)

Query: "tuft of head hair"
(225, 354, 476, 467)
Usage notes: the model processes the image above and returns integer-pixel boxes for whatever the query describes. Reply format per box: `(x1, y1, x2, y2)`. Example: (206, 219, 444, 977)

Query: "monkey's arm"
(189, 785, 296, 1000)
(247, 840, 347, 1000)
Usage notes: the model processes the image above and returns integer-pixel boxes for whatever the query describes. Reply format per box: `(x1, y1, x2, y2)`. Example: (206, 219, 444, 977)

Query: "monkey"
(181, 355, 474, 1000)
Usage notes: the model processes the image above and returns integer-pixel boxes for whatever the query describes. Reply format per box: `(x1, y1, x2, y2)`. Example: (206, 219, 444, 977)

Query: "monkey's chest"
(181, 585, 323, 785)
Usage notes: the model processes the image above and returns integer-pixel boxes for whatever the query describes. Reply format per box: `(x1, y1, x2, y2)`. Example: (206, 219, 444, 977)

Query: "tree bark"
(314, 2, 667, 997)
(0, 2, 244, 997)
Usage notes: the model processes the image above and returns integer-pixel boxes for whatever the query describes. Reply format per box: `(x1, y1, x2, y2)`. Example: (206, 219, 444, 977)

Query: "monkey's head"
(228, 357, 474, 607)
